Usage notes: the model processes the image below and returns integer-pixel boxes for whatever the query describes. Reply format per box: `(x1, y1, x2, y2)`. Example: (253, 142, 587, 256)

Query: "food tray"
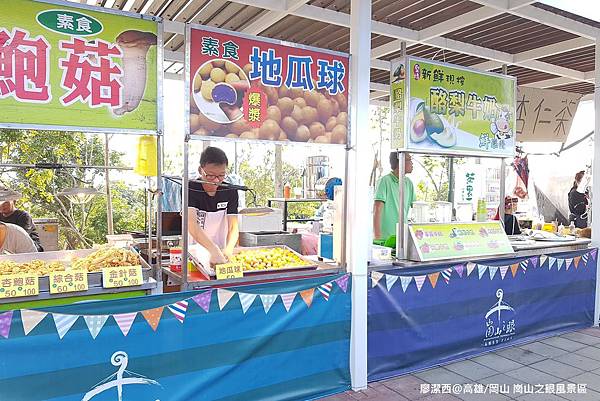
(189, 245, 318, 279)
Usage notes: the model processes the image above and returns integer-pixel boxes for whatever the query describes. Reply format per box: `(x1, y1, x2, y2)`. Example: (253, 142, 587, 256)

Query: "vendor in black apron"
(188, 147, 239, 265)
(568, 170, 589, 229)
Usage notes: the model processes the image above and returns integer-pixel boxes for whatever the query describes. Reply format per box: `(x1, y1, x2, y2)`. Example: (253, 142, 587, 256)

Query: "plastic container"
(476, 198, 487, 222)
(169, 247, 183, 272)
(455, 202, 473, 222)
(134, 135, 158, 177)
(283, 183, 291, 199)
(411, 201, 430, 223)
(433, 201, 452, 223)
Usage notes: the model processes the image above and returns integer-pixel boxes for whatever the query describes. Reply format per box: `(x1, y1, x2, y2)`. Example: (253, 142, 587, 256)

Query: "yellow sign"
(0, 273, 39, 298)
(102, 265, 143, 288)
(215, 263, 244, 280)
(48, 270, 88, 294)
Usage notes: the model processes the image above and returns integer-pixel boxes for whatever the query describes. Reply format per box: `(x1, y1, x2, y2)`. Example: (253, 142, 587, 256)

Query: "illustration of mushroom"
(113, 30, 157, 116)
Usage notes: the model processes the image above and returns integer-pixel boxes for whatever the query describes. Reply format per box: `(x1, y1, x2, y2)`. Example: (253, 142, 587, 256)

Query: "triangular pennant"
(334, 274, 349, 293)
(83, 315, 109, 339)
(414, 275, 427, 292)
(428, 272, 440, 289)
(511, 263, 519, 277)
(280, 292, 296, 311)
(591, 249, 597, 261)
(499, 265, 509, 280)
(113, 313, 137, 336)
(386, 274, 399, 291)
(318, 282, 333, 301)
(582, 253, 589, 266)
(238, 293, 257, 314)
(192, 290, 212, 313)
(478, 265, 488, 279)
(548, 257, 556, 270)
(520, 260, 528, 272)
(400, 276, 412, 292)
(0, 311, 13, 339)
(488, 265, 498, 280)
(52, 313, 79, 339)
(260, 294, 277, 313)
(574, 256, 581, 269)
(141, 307, 164, 331)
(530, 257, 538, 269)
(21, 310, 48, 335)
(540, 255, 548, 267)
(300, 288, 315, 308)
(566, 258, 573, 270)
(441, 268, 453, 284)
(454, 264, 464, 278)
(217, 289, 236, 310)
(371, 271, 384, 288)
(557, 259, 564, 271)
(466, 262, 476, 276)
(167, 300, 189, 322)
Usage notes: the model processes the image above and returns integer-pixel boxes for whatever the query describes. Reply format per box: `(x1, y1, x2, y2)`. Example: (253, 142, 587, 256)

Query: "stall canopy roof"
(68, 0, 599, 103)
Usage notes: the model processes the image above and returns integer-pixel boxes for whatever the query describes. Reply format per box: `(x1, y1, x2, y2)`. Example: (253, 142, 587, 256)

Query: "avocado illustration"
(423, 106, 444, 136)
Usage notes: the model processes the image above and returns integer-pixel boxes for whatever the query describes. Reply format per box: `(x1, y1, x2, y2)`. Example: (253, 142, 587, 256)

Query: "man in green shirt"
(373, 152, 416, 240)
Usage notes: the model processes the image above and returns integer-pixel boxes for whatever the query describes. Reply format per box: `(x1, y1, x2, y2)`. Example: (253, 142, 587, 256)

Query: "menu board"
(408, 222, 513, 261)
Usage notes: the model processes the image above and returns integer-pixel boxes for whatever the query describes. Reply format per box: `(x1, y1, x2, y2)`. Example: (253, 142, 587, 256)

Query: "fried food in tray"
(0, 260, 66, 276)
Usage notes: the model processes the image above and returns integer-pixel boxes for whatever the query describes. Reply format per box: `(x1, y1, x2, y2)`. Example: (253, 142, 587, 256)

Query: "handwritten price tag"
(0, 273, 39, 298)
(215, 263, 244, 280)
(102, 265, 143, 288)
(48, 270, 88, 294)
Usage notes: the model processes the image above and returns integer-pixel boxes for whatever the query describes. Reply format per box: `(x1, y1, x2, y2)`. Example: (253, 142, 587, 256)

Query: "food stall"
(367, 56, 597, 381)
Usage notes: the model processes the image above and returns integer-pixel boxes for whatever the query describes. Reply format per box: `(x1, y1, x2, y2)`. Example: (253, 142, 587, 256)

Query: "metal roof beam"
(369, 91, 388, 100)
(242, 0, 310, 36)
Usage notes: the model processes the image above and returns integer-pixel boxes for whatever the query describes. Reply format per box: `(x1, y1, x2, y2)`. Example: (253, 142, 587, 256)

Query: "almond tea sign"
(0, 0, 160, 133)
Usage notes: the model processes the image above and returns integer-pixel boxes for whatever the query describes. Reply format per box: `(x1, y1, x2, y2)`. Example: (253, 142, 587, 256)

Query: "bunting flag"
(441, 268, 453, 284)
(510, 263, 519, 277)
(260, 294, 277, 313)
(52, 314, 79, 339)
(478, 265, 487, 279)
(335, 274, 349, 293)
(548, 257, 556, 270)
(591, 249, 597, 261)
(574, 256, 581, 269)
(428, 272, 440, 289)
(300, 288, 315, 308)
(557, 259, 564, 271)
(566, 258, 573, 270)
(141, 307, 164, 331)
(0, 311, 13, 339)
(371, 271, 384, 288)
(21, 310, 47, 336)
(540, 255, 548, 267)
(280, 293, 296, 311)
(167, 300, 189, 322)
(520, 259, 528, 272)
(488, 265, 498, 280)
(400, 276, 412, 292)
(238, 293, 257, 314)
(83, 315, 109, 339)
(386, 274, 399, 292)
(191, 290, 212, 313)
(454, 264, 465, 278)
(530, 257, 538, 269)
(414, 275, 427, 292)
(582, 253, 589, 266)
(466, 262, 476, 276)
(113, 313, 137, 336)
(318, 283, 333, 301)
(217, 289, 236, 310)
(499, 265, 509, 280)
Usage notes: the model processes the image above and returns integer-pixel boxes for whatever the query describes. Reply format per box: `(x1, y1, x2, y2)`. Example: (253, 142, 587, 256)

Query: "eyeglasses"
(201, 169, 227, 181)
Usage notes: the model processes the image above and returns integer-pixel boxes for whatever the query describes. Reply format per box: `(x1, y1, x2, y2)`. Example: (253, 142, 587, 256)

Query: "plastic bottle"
(569, 221, 576, 235)
(476, 198, 487, 222)
(284, 183, 291, 199)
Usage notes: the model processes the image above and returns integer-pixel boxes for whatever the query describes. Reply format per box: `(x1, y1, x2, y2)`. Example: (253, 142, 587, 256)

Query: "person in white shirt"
(0, 222, 38, 254)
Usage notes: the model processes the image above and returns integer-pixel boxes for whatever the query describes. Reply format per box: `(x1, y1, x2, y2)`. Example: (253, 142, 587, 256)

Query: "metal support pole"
(396, 151, 406, 259)
(349, 0, 371, 391)
(448, 157, 455, 204)
(592, 40, 600, 326)
(182, 137, 190, 291)
(499, 159, 506, 224)
(147, 176, 153, 268)
(274, 144, 283, 198)
(156, 133, 163, 286)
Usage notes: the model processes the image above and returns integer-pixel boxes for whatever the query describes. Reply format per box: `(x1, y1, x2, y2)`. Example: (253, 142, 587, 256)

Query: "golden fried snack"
(229, 248, 310, 272)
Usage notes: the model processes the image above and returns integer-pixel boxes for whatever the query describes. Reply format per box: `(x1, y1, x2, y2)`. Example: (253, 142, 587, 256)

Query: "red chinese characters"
(0, 28, 50, 103)
(59, 37, 123, 107)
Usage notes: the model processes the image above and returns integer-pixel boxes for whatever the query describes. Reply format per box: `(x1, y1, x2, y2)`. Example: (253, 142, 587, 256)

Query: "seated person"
(0, 222, 38, 254)
(0, 201, 43, 251)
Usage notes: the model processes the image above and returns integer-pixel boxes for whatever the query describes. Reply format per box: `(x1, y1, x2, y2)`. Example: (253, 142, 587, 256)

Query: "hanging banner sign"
(187, 25, 349, 145)
(0, 0, 160, 133)
(516, 86, 582, 143)
(0, 273, 39, 298)
(390, 58, 406, 149)
(402, 57, 516, 157)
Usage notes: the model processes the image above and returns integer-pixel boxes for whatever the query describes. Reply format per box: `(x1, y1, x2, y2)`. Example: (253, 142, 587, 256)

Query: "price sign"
(102, 265, 143, 288)
(215, 263, 244, 280)
(0, 273, 39, 298)
(48, 270, 88, 294)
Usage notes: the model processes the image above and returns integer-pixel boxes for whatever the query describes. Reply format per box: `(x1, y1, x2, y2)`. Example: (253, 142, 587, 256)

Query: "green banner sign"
(409, 222, 514, 261)
(405, 57, 516, 157)
(0, 0, 159, 133)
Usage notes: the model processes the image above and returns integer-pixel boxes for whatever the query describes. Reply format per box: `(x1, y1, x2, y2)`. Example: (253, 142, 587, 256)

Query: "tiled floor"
(320, 327, 600, 401)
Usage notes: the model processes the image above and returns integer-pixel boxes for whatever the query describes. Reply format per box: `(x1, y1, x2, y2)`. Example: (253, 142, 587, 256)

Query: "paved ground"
(320, 327, 600, 401)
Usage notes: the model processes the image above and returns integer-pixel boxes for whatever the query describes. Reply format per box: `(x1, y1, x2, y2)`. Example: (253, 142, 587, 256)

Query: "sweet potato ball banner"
(0, 0, 159, 133)
(188, 26, 350, 145)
